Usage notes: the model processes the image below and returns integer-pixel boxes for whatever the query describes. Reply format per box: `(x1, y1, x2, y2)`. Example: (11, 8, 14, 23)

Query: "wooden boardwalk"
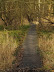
(8, 24, 45, 72)
(19, 24, 42, 69)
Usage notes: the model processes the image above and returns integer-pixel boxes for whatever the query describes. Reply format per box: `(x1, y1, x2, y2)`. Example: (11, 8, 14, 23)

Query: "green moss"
(0, 25, 4, 30)
(0, 25, 30, 42)
(37, 28, 54, 40)
(12, 60, 16, 64)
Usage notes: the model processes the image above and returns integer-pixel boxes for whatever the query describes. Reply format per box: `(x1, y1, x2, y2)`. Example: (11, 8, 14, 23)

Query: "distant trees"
(0, 0, 54, 29)
(0, 0, 21, 29)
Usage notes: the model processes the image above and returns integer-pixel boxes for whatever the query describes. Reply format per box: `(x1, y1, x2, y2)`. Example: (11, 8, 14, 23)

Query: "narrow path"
(19, 24, 42, 69)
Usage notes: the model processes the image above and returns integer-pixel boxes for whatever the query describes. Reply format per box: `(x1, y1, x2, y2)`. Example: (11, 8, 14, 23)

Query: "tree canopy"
(0, 0, 54, 29)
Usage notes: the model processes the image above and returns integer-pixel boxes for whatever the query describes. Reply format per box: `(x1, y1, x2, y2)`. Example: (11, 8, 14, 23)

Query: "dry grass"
(23, 18, 30, 25)
(33, 21, 39, 25)
(37, 17, 54, 70)
(38, 33, 54, 70)
(0, 25, 30, 71)
(0, 32, 18, 71)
